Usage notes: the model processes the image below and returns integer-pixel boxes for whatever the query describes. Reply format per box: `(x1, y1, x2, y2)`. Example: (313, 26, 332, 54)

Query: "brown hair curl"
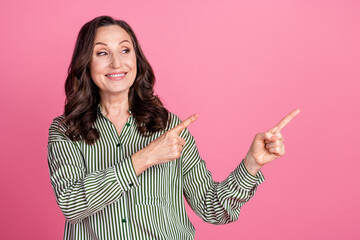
(61, 16, 169, 145)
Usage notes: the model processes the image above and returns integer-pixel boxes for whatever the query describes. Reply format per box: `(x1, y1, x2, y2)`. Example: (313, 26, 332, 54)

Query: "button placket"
(118, 117, 131, 144)
(119, 195, 132, 239)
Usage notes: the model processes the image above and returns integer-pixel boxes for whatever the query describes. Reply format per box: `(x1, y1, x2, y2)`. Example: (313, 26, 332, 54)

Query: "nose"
(110, 53, 122, 69)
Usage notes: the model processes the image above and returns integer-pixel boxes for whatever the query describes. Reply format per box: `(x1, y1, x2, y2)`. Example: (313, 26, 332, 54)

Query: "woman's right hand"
(131, 114, 198, 176)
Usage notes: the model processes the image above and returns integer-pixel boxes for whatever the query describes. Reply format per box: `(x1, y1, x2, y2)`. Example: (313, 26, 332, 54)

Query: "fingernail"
(271, 136, 277, 141)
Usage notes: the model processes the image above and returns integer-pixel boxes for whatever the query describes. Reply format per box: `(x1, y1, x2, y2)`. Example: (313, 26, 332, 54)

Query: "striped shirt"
(47, 104, 265, 240)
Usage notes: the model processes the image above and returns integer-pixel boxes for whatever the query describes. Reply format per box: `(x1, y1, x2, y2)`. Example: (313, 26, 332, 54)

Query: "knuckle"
(172, 150, 179, 157)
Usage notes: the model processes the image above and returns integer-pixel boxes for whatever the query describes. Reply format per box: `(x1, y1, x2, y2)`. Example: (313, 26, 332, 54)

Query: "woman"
(48, 15, 300, 239)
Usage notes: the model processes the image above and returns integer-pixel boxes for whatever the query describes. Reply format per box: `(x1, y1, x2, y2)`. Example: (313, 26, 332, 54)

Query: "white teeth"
(107, 73, 125, 77)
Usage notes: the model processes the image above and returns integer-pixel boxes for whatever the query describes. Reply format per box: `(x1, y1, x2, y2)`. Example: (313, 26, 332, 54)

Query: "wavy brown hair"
(61, 16, 169, 145)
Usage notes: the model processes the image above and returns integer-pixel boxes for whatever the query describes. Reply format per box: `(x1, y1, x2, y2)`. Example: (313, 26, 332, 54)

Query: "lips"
(105, 72, 127, 80)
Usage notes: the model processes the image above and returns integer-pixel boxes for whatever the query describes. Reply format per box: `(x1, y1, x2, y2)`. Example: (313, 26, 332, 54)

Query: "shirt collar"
(97, 103, 104, 118)
(97, 103, 133, 116)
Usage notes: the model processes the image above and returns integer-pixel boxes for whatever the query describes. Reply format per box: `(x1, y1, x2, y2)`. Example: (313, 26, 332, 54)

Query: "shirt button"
(129, 183, 134, 187)
(122, 218, 126, 223)
(116, 143, 120, 147)
(126, 123, 130, 127)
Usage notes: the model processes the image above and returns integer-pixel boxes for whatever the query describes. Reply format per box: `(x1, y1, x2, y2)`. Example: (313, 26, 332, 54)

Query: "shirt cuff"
(114, 156, 141, 192)
(233, 159, 265, 191)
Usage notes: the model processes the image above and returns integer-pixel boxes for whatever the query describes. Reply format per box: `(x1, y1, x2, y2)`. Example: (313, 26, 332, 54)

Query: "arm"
(47, 117, 141, 224)
(182, 109, 300, 224)
(180, 127, 265, 225)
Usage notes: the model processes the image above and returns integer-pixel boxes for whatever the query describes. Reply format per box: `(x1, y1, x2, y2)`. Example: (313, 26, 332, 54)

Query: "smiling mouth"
(105, 72, 127, 80)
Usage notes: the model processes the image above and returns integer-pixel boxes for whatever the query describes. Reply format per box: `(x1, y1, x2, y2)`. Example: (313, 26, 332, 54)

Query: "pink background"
(1, 0, 359, 239)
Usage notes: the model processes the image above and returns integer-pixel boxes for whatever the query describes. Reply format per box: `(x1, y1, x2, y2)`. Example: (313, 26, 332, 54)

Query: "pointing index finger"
(270, 108, 301, 133)
(171, 114, 199, 135)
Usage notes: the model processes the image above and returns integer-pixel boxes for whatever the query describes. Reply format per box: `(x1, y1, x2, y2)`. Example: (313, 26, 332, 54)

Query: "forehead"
(94, 25, 132, 45)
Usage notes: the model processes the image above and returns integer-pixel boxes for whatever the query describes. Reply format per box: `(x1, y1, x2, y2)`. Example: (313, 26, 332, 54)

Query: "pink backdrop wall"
(1, 0, 359, 239)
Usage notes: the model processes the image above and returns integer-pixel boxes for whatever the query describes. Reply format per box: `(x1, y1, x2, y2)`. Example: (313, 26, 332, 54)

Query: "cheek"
(131, 58, 137, 78)
(129, 53, 137, 69)
(90, 62, 105, 87)
(90, 59, 107, 77)
(90, 60, 98, 76)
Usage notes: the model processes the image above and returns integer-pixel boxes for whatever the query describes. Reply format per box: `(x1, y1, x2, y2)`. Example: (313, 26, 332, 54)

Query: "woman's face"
(90, 25, 137, 98)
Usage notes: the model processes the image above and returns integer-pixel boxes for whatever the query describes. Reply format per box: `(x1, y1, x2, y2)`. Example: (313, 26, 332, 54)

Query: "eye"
(96, 51, 108, 56)
(122, 48, 130, 54)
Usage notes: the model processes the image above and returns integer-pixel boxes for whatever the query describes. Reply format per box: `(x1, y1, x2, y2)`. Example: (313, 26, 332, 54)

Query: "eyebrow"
(94, 39, 131, 47)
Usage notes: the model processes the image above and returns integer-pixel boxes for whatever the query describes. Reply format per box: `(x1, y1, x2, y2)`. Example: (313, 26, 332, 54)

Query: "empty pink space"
(1, 0, 359, 239)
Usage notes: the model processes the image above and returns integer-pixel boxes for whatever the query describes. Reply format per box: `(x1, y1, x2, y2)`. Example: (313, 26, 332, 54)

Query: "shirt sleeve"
(47, 117, 140, 224)
(180, 127, 265, 225)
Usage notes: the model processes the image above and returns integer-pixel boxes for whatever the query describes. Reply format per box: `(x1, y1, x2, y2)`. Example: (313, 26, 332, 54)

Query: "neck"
(99, 91, 130, 117)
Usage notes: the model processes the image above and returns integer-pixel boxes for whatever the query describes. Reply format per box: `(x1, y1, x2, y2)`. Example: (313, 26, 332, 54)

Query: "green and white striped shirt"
(47, 104, 265, 240)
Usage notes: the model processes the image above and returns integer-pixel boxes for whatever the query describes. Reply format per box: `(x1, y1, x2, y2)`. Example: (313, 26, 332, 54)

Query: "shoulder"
(48, 114, 71, 143)
(166, 111, 182, 130)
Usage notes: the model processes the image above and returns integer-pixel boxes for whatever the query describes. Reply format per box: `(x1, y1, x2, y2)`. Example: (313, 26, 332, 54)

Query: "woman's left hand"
(244, 109, 301, 173)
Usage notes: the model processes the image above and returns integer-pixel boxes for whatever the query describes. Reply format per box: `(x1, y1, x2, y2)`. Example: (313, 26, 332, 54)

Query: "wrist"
(243, 154, 263, 176)
(132, 149, 153, 176)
